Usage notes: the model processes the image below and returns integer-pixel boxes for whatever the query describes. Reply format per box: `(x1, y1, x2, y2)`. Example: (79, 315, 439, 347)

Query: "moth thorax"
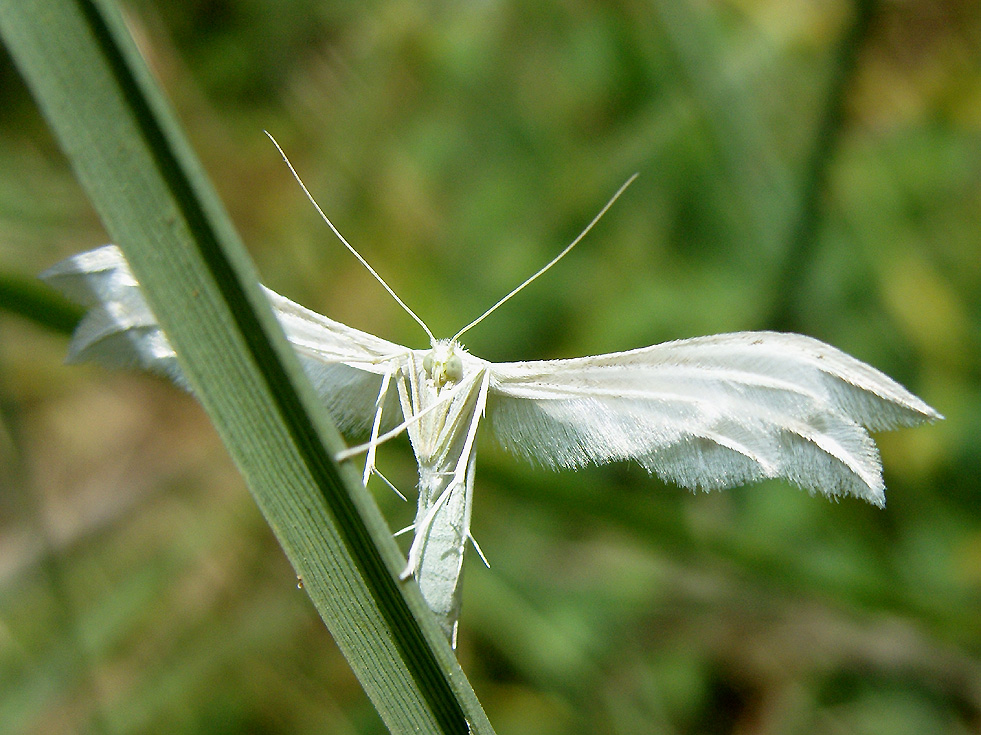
(423, 341, 463, 389)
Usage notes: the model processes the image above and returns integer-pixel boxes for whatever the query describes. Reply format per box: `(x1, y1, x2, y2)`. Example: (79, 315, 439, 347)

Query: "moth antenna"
(265, 131, 436, 344)
(452, 173, 639, 342)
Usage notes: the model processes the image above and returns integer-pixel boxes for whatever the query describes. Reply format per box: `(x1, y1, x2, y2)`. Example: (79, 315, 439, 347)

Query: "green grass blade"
(651, 0, 795, 251)
(0, 271, 82, 334)
(0, 0, 493, 732)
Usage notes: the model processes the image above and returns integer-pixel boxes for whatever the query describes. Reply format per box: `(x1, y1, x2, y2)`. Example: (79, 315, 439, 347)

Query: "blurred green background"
(1, 0, 978, 733)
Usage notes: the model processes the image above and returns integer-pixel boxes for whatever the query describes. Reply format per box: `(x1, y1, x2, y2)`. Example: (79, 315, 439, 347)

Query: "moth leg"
(468, 533, 490, 569)
(442, 370, 490, 491)
(363, 368, 394, 486)
(368, 466, 407, 502)
(453, 373, 491, 569)
(393, 523, 414, 538)
(335, 377, 469, 462)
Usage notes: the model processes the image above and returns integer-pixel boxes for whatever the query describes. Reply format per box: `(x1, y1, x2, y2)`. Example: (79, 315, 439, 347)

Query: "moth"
(42, 149, 941, 645)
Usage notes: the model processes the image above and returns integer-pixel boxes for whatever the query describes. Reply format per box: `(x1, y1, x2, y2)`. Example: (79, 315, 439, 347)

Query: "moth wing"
(41, 246, 188, 386)
(263, 288, 408, 435)
(487, 331, 941, 506)
(41, 245, 408, 435)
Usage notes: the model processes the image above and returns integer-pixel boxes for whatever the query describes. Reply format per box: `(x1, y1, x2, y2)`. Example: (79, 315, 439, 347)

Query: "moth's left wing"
(41, 245, 409, 435)
(41, 246, 188, 386)
(486, 332, 941, 506)
(263, 289, 409, 434)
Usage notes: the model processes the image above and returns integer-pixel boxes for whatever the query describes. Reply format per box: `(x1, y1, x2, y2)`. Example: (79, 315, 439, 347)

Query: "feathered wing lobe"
(487, 332, 941, 507)
(41, 245, 408, 435)
(40, 246, 189, 387)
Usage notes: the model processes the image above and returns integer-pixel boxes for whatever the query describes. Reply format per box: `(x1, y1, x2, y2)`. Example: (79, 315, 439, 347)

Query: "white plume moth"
(41, 140, 941, 646)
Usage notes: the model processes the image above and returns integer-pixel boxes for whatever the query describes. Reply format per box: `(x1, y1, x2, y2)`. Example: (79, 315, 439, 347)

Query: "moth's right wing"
(486, 332, 941, 506)
(41, 245, 409, 435)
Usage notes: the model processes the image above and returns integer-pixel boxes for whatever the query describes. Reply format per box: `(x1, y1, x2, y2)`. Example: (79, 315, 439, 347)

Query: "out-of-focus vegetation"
(1, 0, 977, 733)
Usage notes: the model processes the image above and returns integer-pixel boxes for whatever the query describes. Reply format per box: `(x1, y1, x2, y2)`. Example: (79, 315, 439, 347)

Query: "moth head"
(424, 340, 463, 389)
